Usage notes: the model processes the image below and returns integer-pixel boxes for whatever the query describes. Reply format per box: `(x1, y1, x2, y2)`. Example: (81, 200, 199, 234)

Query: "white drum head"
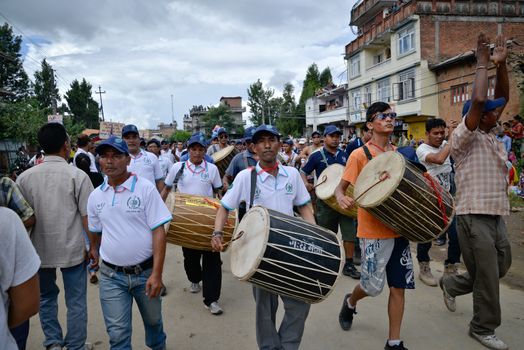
(315, 164, 345, 200)
(230, 206, 270, 280)
(212, 145, 235, 162)
(354, 151, 405, 208)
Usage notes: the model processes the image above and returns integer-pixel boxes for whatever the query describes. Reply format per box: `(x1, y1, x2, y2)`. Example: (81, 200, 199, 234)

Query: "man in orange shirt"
(334, 101, 414, 350)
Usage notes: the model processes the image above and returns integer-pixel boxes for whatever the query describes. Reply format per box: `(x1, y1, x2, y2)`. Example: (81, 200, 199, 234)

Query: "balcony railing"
(350, 0, 397, 27)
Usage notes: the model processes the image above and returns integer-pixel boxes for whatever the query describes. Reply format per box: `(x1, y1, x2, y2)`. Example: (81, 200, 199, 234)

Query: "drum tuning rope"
(354, 171, 391, 202)
(313, 175, 328, 189)
(422, 173, 449, 226)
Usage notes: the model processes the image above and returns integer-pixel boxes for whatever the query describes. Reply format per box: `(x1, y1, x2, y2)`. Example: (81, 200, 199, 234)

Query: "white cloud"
(4, 0, 357, 129)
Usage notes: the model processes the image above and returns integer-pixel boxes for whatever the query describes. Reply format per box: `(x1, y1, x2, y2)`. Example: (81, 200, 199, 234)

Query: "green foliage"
(34, 59, 60, 111)
(0, 98, 46, 145)
(202, 104, 236, 137)
(275, 82, 302, 137)
(247, 79, 274, 126)
(0, 23, 31, 102)
(319, 67, 333, 87)
(64, 78, 100, 129)
(297, 63, 321, 119)
(170, 130, 191, 143)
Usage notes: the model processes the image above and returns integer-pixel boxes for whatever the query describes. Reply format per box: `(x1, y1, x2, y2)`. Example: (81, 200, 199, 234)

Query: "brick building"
(345, 0, 524, 140)
(185, 97, 246, 137)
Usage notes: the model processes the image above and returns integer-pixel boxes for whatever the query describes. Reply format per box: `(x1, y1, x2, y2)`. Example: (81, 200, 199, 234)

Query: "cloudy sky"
(2, 0, 357, 129)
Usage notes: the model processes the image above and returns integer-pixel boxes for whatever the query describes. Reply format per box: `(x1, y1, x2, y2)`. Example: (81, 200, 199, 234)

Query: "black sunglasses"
(371, 112, 397, 121)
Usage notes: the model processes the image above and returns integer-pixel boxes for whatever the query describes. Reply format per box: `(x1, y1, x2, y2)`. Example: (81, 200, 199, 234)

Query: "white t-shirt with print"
(87, 175, 172, 266)
(164, 160, 222, 197)
(0, 208, 40, 350)
(128, 150, 163, 185)
(221, 163, 311, 216)
(416, 141, 452, 191)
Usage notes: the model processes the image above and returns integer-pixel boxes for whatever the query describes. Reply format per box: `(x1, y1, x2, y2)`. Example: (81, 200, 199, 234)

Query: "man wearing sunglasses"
(207, 128, 229, 156)
(335, 102, 414, 350)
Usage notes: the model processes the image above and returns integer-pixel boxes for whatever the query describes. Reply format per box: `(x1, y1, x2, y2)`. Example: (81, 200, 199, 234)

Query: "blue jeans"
(99, 262, 166, 350)
(39, 262, 87, 350)
(416, 216, 461, 265)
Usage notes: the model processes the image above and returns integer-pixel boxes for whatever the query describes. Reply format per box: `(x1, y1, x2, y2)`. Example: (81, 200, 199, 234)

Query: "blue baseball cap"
(187, 134, 207, 148)
(244, 126, 256, 141)
(311, 130, 321, 137)
(323, 125, 342, 136)
(216, 127, 227, 135)
(462, 97, 506, 117)
(283, 138, 294, 146)
(252, 124, 280, 143)
(122, 124, 139, 136)
(95, 136, 129, 155)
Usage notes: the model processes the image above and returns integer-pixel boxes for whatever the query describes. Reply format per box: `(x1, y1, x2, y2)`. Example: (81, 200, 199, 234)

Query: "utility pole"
(50, 68, 57, 114)
(96, 85, 106, 121)
(171, 94, 175, 123)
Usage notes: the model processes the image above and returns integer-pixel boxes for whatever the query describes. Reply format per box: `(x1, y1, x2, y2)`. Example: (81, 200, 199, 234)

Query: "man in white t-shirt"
(212, 125, 315, 350)
(161, 135, 224, 314)
(147, 139, 172, 179)
(73, 134, 98, 173)
(122, 124, 164, 193)
(0, 207, 40, 350)
(416, 118, 461, 287)
(87, 136, 172, 349)
(160, 140, 176, 164)
(206, 127, 229, 156)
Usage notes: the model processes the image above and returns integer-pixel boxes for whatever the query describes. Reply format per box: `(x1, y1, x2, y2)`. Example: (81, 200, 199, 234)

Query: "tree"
(201, 104, 236, 137)
(0, 23, 31, 103)
(169, 130, 191, 143)
(0, 98, 46, 145)
(296, 63, 321, 122)
(319, 67, 333, 87)
(64, 78, 100, 129)
(275, 82, 302, 137)
(247, 79, 274, 126)
(34, 58, 60, 112)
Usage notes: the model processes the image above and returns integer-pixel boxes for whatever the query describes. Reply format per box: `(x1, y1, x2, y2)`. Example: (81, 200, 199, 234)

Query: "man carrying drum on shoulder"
(206, 128, 229, 156)
(211, 124, 315, 350)
(440, 33, 511, 350)
(161, 134, 224, 315)
(415, 118, 461, 287)
(301, 125, 360, 280)
(335, 102, 414, 350)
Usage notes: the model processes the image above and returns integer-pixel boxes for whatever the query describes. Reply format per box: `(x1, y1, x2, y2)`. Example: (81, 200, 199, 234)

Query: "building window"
(488, 76, 496, 97)
(377, 78, 391, 102)
(451, 84, 468, 105)
(350, 55, 361, 78)
(394, 69, 415, 101)
(363, 85, 372, 107)
(350, 89, 361, 112)
(398, 26, 415, 56)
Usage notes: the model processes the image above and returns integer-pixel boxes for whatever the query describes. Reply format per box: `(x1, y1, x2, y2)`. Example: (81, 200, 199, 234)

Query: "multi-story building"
(185, 97, 246, 137)
(344, 0, 524, 140)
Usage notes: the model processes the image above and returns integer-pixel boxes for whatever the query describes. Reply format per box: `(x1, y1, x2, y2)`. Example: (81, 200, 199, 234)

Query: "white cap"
(298, 138, 307, 145)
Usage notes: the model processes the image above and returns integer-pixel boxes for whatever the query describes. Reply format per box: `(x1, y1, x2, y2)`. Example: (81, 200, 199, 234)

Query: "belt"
(102, 257, 154, 275)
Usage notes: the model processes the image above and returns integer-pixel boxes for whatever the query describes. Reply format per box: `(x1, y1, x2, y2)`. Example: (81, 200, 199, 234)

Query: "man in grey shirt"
(17, 123, 94, 350)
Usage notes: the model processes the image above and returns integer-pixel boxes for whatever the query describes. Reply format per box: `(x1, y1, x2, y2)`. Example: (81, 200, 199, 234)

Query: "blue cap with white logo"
(187, 134, 207, 148)
(122, 124, 139, 137)
(95, 136, 129, 155)
(252, 124, 280, 143)
(323, 125, 342, 136)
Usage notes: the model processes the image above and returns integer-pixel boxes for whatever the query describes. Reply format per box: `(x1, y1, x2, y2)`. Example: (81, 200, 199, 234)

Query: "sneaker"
(469, 331, 508, 350)
(418, 262, 437, 286)
(435, 237, 446, 246)
(189, 282, 201, 293)
(353, 250, 362, 266)
(343, 262, 361, 280)
(46, 345, 62, 350)
(439, 277, 456, 312)
(205, 301, 223, 315)
(89, 273, 98, 284)
(338, 293, 357, 331)
(384, 341, 408, 350)
(444, 263, 458, 276)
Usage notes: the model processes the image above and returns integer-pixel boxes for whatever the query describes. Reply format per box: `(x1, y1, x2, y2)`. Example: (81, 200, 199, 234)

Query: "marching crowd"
(0, 34, 518, 350)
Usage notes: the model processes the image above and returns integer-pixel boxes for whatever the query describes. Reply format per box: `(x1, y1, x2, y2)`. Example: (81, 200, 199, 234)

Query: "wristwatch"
(212, 231, 223, 238)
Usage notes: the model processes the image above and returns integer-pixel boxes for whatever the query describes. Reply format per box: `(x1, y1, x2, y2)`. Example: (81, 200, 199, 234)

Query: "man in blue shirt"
(345, 124, 372, 156)
(300, 125, 360, 279)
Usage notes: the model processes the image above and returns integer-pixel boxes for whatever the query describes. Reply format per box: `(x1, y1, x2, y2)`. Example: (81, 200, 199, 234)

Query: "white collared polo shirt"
(87, 174, 172, 266)
(164, 160, 222, 197)
(128, 149, 163, 185)
(221, 163, 311, 216)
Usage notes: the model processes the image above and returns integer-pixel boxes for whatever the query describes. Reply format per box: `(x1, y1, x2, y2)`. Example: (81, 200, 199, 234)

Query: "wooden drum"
(166, 193, 236, 251)
(354, 151, 454, 243)
(315, 164, 358, 218)
(230, 206, 344, 304)
(212, 145, 239, 178)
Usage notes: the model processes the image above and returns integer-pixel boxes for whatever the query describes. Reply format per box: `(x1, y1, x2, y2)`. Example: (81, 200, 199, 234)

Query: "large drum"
(315, 164, 358, 218)
(354, 151, 454, 243)
(230, 206, 344, 304)
(212, 145, 239, 178)
(166, 193, 236, 251)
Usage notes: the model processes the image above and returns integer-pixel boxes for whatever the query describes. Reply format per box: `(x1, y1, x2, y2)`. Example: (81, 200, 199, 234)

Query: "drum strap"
(173, 162, 185, 189)
(249, 166, 257, 209)
(362, 145, 373, 161)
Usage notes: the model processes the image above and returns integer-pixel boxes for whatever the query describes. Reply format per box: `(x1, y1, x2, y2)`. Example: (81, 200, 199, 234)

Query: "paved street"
(26, 244, 524, 349)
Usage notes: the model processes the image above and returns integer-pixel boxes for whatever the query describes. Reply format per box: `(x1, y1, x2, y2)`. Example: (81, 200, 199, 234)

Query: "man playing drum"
(212, 124, 315, 350)
(161, 135, 225, 315)
(222, 127, 257, 192)
(415, 118, 461, 287)
(301, 125, 360, 279)
(207, 127, 229, 156)
(335, 102, 414, 350)
(441, 34, 511, 350)
(87, 136, 172, 349)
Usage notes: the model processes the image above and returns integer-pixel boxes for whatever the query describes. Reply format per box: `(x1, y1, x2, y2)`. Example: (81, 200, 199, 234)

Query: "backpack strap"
(249, 166, 257, 209)
(173, 162, 185, 189)
(362, 145, 373, 161)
